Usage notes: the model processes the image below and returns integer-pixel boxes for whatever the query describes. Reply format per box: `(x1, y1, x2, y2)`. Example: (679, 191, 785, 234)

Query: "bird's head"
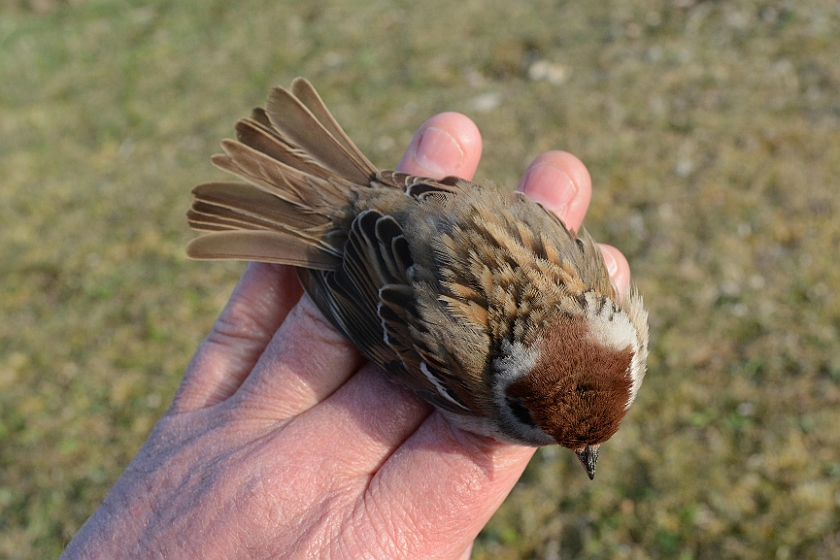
(494, 293, 647, 479)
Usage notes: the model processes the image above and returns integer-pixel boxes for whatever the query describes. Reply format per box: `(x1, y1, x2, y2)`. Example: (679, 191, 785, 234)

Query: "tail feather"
(214, 140, 352, 214)
(266, 85, 377, 185)
(233, 119, 334, 180)
(187, 208, 244, 231)
(188, 182, 341, 252)
(188, 204, 270, 231)
(190, 183, 329, 230)
(186, 230, 340, 269)
(250, 106, 273, 128)
(187, 78, 381, 269)
(289, 78, 377, 175)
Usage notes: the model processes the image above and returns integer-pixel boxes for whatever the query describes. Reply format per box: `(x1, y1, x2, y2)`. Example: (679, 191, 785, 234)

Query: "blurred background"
(2, 0, 839, 558)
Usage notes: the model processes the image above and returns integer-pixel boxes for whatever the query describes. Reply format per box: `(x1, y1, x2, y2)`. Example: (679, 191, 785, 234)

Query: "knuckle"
(290, 295, 349, 348)
(207, 298, 273, 350)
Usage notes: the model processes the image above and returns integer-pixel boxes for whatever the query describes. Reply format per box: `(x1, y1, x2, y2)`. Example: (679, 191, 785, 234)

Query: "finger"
(273, 362, 432, 477)
(515, 152, 633, 299)
(397, 112, 482, 180)
(171, 263, 302, 413)
(364, 415, 536, 557)
(599, 244, 632, 300)
(230, 294, 364, 420)
(516, 150, 592, 232)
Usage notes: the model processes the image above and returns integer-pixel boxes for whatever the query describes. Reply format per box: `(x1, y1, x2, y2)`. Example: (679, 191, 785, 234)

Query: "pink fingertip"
(599, 244, 631, 300)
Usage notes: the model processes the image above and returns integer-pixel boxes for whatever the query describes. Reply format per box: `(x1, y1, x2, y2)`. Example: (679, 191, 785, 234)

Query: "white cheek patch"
(583, 292, 637, 351)
(489, 340, 554, 446)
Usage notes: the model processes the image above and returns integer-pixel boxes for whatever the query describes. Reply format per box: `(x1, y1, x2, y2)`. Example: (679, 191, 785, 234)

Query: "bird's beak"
(575, 445, 599, 480)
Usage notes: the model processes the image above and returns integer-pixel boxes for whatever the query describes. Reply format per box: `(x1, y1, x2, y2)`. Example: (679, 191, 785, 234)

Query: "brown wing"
(299, 209, 475, 414)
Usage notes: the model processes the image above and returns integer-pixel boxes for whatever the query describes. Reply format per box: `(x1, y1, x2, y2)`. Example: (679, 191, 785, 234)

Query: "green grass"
(2, 0, 840, 557)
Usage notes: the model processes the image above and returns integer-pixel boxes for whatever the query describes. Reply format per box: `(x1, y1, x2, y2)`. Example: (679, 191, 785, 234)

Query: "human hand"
(61, 112, 632, 559)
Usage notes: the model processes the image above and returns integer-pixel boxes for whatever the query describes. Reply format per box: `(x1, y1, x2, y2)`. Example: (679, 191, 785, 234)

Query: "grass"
(2, 0, 839, 557)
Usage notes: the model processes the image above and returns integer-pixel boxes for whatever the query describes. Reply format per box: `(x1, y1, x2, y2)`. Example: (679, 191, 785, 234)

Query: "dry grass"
(1, 0, 839, 558)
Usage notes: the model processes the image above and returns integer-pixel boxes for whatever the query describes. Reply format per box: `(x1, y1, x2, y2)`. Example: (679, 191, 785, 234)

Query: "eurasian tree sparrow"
(187, 79, 649, 479)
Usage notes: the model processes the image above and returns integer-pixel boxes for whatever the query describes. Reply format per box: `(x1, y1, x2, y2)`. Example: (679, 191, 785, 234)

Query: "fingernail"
(601, 247, 618, 276)
(518, 163, 576, 214)
(413, 126, 465, 177)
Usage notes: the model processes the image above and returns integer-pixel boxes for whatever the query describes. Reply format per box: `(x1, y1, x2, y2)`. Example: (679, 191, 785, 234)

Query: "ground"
(1, 0, 839, 558)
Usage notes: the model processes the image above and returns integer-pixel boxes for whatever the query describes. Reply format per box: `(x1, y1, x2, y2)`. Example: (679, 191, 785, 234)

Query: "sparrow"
(186, 78, 649, 479)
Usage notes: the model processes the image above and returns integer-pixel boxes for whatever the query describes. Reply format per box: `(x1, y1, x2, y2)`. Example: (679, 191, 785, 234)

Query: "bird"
(186, 78, 649, 479)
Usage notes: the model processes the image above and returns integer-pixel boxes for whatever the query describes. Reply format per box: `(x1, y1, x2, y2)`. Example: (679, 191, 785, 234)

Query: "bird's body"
(187, 78, 648, 478)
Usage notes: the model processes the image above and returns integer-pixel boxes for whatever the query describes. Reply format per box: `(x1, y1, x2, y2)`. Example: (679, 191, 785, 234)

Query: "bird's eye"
(506, 397, 537, 428)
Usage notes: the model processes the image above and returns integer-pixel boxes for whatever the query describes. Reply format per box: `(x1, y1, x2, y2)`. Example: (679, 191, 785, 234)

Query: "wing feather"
(300, 210, 475, 414)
